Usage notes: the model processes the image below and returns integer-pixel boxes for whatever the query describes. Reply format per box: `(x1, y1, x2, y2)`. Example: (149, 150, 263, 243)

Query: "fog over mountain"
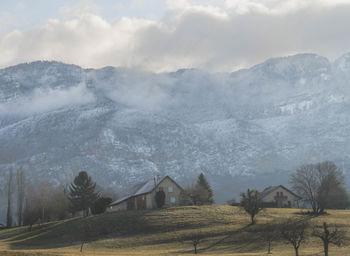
(1, 53, 350, 222)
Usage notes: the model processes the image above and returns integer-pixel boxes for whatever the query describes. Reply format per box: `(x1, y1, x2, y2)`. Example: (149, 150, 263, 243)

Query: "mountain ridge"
(1, 52, 350, 223)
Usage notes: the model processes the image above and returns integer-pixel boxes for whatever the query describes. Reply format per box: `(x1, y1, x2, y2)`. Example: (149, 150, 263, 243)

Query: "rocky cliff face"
(1, 53, 350, 222)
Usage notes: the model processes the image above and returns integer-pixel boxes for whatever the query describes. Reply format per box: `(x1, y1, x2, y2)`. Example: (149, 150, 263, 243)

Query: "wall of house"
(262, 187, 299, 207)
(107, 201, 127, 212)
(150, 177, 182, 208)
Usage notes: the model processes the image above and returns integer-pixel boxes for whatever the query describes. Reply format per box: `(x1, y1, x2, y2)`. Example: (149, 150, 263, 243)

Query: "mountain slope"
(1, 54, 350, 221)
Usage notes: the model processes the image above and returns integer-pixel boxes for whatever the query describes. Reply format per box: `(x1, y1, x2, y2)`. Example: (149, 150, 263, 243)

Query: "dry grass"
(1, 206, 350, 255)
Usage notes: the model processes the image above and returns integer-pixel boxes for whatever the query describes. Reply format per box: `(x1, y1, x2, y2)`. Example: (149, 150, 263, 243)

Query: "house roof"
(260, 185, 302, 200)
(109, 175, 183, 207)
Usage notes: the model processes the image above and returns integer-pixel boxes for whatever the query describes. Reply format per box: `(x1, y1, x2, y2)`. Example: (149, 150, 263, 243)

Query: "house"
(260, 185, 301, 208)
(107, 175, 183, 211)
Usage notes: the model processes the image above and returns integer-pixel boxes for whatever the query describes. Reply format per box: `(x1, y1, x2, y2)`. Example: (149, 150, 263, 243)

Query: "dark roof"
(260, 185, 302, 200)
(109, 175, 183, 206)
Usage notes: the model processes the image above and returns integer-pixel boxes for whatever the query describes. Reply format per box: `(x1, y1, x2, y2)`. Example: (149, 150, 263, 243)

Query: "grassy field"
(0, 206, 350, 255)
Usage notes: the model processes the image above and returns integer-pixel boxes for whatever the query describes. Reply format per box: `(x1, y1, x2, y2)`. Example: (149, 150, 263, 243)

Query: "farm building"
(107, 175, 183, 211)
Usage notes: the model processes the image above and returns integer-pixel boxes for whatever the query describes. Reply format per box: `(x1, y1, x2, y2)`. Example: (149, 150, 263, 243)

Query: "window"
(170, 196, 176, 203)
(168, 186, 173, 192)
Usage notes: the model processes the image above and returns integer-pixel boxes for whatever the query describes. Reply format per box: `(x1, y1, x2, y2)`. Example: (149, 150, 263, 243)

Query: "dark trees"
(179, 184, 209, 206)
(23, 182, 69, 227)
(291, 161, 349, 214)
(196, 173, 213, 204)
(155, 190, 166, 208)
(91, 196, 112, 214)
(6, 169, 13, 228)
(280, 218, 309, 256)
(240, 189, 263, 225)
(68, 171, 98, 217)
(312, 222, 345, 256)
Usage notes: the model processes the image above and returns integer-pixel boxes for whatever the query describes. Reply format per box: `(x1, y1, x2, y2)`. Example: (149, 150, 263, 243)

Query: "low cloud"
(0, 0, 350, 72)
(0, 83, 95, 116)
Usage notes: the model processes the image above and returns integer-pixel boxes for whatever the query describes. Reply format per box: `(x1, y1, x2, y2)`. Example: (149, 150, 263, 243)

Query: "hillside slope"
(1, 206, 350, 255)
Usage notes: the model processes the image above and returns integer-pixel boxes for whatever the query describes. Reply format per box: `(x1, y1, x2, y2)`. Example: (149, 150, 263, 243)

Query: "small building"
(260, 185, 301, 208)
(107, 175, 183, 211)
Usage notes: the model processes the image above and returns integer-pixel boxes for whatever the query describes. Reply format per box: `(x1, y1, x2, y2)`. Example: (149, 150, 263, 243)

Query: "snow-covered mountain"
(2, 53, 350, 220)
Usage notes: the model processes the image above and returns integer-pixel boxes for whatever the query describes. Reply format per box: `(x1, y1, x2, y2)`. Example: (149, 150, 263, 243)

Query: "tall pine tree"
(68, 171, 98, 217)
(196, 173, 214, 204)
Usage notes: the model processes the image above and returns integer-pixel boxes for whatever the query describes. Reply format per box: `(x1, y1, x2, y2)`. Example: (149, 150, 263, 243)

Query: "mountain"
(1, 53, 350, 222)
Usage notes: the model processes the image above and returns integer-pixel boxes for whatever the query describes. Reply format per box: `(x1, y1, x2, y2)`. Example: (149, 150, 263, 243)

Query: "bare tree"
(280, 218, 309, 256)
(240, 189, 263, 225)
(263, 224, 279, 254)
(23, 182, 70, 225)
(80, 221, 97, 252)
(6, 168, 13, 228)
(16, 168, 25, 226)
(291, 161, 349, 214)
(23, 185, 41, 231)
(180, 183, 209, 206)
(190, 230, 202, 254)
(290, 164, 319, 213)
(312, 222, 345, 256)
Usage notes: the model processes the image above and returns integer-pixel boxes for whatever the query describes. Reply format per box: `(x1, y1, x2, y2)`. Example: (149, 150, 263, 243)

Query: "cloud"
(0, 83, 95, 116)
(0, 0, 350, 72)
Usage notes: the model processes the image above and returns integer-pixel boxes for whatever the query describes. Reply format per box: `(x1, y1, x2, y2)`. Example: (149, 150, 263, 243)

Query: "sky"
(1, 0, 350, 72)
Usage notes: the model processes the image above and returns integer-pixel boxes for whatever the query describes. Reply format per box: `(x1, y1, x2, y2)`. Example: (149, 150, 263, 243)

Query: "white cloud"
(0, 0, 350, 72)
(0, 83, 95, 116)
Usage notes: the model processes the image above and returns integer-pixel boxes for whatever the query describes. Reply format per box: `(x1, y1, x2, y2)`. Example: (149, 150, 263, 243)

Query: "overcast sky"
(1, 0, 350, 72)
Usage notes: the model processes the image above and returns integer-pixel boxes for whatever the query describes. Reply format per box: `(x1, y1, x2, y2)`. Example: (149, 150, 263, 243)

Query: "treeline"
(5, 169, 117, 229)
(179, 173, 214, 206)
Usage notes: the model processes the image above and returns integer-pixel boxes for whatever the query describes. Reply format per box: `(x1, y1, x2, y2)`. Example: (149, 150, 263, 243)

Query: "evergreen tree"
(196, 173, 214, 204)
(68, 171, 98, 217)
(155, 190, 166, 208)
(91, 196, 112, 215)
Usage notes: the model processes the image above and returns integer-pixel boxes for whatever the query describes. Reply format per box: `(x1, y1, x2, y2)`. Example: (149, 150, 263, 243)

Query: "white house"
(260, 185, 301, 208)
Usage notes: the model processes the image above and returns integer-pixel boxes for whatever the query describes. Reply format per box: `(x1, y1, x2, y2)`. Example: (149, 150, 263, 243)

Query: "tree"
(312, 222, 345, 256)
(179, 184, 209, 206)
(291, 161, 349, 214)
(68, 171, 98, 217)
(91, 196, 112, 214)
(155, 190, 166, 208)
(6, 168, 13, 228)
(16, 168, 25, 226)
(240, 189, 263, 225)
(263, 224, 279, 254)
(80, 221, 97, 252)
(189, 230, 203, 254)
(47, 185, 70, 220)
(23, 183, 69, 227)
(23, 185, 41, 231)
(36, 182, 55, 222)
(316, 162, 349, 212)
(196, 173, 214, 204)
(280, 218, 309, 256)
